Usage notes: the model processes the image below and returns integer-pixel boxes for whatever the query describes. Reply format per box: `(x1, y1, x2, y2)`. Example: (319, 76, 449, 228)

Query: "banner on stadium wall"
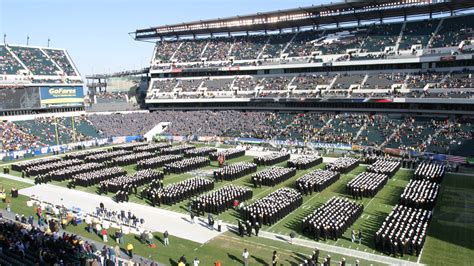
(39, 86, 84, 107)
(197, 136, 216, 142)
(236, 137, 265, 144)
(383, 148, 404, 156)
(125, 136, 142, 142)
(307, 142, 352, 150)
(112, 136, 127, 144)
(271, 139, 305, 146)
(172, 136, 185, 142)
(352, 145, 363, 151)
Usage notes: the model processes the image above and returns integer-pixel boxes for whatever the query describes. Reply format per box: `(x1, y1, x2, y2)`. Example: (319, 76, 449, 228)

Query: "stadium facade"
(136, 0, 474, 114)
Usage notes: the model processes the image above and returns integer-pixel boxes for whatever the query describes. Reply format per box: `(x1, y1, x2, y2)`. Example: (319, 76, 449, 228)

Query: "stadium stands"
(3, 112, 472, 156)
(0, 45, 25, 75)
(430, 15, 474, 48)
(9, 46, 60, 76)
(42, 48, 77, 76)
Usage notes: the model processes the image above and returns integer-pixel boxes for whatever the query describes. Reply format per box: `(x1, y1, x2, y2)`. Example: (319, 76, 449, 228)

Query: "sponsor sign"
(40, 86, 84, 107)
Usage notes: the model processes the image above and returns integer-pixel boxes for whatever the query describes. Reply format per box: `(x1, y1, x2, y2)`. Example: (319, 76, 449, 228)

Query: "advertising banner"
(40, 86, 84, 107)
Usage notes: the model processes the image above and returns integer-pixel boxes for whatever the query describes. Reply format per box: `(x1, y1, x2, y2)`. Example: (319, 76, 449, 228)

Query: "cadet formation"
(241, 188, 303, 226)
(254, 152, 290, 166)
(287, 155, 323, 170)
(213, 162, 257, 182)
(302, 197, 363, 241)
(296, 169, 340, 195)
(193, 185, 253, 214)
(375, 161, 445, 256)
(346, 172, 388, 199)
(163, 157, 210, 174)
(251, 166, 296, 187)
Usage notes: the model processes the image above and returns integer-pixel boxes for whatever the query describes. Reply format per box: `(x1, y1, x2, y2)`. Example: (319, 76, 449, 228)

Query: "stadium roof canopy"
(134, 0, 474, 40)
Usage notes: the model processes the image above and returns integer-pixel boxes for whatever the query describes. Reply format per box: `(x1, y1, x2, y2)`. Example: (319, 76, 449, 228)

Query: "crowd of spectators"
(0, 45, 25, 75)
(10, 46, 59, 75)
(0, 218, 99, 265)
(43, 49, 77, 76)
(1, 121, 41, 152)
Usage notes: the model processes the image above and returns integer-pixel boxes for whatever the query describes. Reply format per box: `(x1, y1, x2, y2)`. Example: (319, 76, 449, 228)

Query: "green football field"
(2, 146, 474, 265)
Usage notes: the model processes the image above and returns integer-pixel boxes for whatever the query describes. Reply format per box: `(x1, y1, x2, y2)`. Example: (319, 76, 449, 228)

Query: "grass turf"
(2, 150, 474, 265)
(420, 173, 474, 265)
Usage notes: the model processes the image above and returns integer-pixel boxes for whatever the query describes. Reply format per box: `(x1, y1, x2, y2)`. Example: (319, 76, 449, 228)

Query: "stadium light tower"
(3, 34, 5, 44)
(26, 35, 29, 46)
(47, 38, 50, 47)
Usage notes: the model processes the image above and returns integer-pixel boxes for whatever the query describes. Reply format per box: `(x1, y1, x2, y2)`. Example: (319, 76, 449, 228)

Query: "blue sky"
(0, 0, 328, 75)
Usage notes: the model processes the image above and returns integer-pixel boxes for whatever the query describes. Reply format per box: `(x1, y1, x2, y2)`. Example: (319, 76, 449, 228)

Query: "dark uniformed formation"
(109, 151, 155, 166)
(70, 166, 126, 187)
(143, 177, 214, 206)
(367, 159, 401, 178)
(64, 149, 107, 160)
(136, 154, 183, 170)
(184, 147, 217, 158)
(287, 155, 323, 170)
(213, 162, 257, 182)
(325, 157, 359, 174)
(11, 157, 60, 173)
(163, 157, 210, 174)
(302, 197, 363, 241)
(111, 142, 148, 151)
(35, 162, 104, 184)
(99, 169, 163, 194)
(160, 144, 195, 155)
(193, 185, 253, 215)
(241, 188, 303, 226)
(133, 142, 171, 153)
(346, 172, 388, 199)
(400, 179, 440, 210)
(375, 161, 445, 256)
(375, 205, 431, 257)
(21, 159, 82, 176)
(296, 169, 340, 195)
(251, 166, 296, 187)
(84, 149, 133, 164)
(413, 162, 445, 183)
(254, 152, 290, 166)
(209, 149, 245, 161)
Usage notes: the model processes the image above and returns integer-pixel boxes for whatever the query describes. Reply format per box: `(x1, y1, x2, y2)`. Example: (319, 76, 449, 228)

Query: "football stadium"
(1, 0, 474, 265)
